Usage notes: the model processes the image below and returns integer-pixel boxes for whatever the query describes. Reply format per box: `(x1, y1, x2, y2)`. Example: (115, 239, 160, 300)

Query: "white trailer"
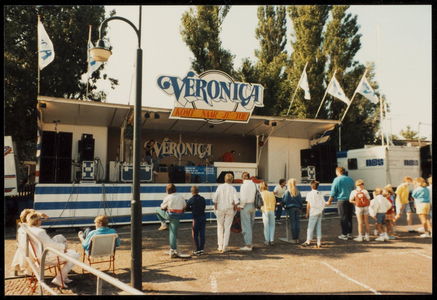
(337, 145, 421, 190)
(4, 136, 18, 196)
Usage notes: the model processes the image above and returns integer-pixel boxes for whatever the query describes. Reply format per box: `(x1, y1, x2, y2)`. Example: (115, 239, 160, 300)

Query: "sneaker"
(388, 235, 396, 240)
(217, 247, 223, 252)
(170, 250, 178, 258)
(78, 231, 84, 239)
(417, 227, 425, 233)
(270, 240, 274, 246)
(293, 239, 300, 244)
(420, 233, 431, 238)
(301, 242, 311, 247)
(240, 246, 252, 251)
(316, 244, 321, 248)
(192, 251, 201, 256)
(222, 247, 230, 253)
(347, 234, 353, 239)
(353, 236, 363, 242)
(63, 277, 73, 284)
(364, 236, 370, 242)
(374, 230, 378, 236)
(384, 234, 389, 241)
(408, 230, 418, 233)
(338, 234, 348, 240)
(375, 235, 385, 241)
(264, 241, 269, 245)
(158, 224, 168, 230)
(52, 277, 67, 288)
(199, 250, 204, 255)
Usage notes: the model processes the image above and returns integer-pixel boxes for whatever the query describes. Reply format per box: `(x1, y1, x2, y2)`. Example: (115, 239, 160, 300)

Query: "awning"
(37, 96, 340, 140)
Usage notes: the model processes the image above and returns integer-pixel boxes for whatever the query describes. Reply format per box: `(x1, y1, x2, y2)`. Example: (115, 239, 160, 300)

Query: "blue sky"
(96, 5, 432, 141)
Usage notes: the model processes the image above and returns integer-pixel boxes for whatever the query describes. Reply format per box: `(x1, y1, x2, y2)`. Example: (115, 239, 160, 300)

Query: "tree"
(180, 5, 235, 75)
(4, 6, 114, 162)
(399, 125, 419, 140)
(285, 5, 332, 118)
(252, 6, 289, 116)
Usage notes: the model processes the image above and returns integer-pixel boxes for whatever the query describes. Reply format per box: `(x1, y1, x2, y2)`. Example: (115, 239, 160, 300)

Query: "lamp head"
(90, 39, 112, 62)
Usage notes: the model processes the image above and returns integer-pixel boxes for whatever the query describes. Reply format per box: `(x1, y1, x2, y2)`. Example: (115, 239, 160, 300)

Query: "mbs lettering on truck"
(157, 70, 264, 123)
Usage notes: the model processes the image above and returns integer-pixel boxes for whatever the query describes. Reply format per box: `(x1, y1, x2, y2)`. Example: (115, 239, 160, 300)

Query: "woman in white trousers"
(213, 173, 239, 253)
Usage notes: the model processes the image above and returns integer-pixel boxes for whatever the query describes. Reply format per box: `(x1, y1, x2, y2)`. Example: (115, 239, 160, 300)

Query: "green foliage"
(180, 5, 235, 75)
(4, 5, 110, 161)
(399, 125, 419, 140)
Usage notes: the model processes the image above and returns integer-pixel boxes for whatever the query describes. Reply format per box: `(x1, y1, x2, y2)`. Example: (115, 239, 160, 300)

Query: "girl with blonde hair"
(282, 178, 303, 243)
(260, 182, 276, 245)
(412, 177, 431, 238)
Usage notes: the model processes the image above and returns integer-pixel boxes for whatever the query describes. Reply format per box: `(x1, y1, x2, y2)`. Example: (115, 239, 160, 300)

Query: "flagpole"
(286, 61, 308, 116)
(37, 15, 41, 95)
(315, 70, 336, 119)
(340, 70, 367, 123)
(86, 25, 92, 100)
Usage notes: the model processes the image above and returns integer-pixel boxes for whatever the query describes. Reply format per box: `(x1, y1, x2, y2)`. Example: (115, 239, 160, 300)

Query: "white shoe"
(240, 246, 252, 251)
(222, 247, 230, 253)
(374, 230, 378, 236)
(63, 277, 73, 283)
(217, 247, 222, 252)
(158, 224, 168, 230)
(420, 233, 431, 238)
(52, 277, 67, 288)
(364, 235, 370, 242)
(375, 236, 385, 241)
(384, 234, 389, 241)
(338, 234, 348, 240)
(347, 234, 353, 239)
(417, 227, 425, 233)
(353, 236, 363, 242)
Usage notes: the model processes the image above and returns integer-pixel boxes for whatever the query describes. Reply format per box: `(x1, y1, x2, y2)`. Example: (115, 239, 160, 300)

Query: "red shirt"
(222, 152, 234, 162)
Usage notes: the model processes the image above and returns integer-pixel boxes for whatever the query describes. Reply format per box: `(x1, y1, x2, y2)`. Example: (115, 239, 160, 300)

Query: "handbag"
(231, 210, 242, 233)
(254, 182, 264, 210)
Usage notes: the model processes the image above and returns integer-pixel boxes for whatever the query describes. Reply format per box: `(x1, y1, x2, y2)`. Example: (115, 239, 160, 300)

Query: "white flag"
(355, 74, 378, 104)
(299, 69, 311, 100)
(88, 41, 102, 74)
(38, 18, 55, 70)
(327, 75, 349, 105)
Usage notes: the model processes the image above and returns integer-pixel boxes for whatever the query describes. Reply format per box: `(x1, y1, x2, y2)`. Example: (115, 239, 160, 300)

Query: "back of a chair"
(88, 234, 118, 259)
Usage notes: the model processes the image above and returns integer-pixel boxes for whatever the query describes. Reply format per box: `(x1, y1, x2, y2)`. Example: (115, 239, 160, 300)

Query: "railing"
(15, 223, 144, 295)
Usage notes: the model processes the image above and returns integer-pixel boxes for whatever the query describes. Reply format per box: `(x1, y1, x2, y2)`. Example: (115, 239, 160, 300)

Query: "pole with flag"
(37, 15, 55, 95)
(340, 70, 379, 122)
(315, 70, 351, 118)
(286, 62, 310, 116)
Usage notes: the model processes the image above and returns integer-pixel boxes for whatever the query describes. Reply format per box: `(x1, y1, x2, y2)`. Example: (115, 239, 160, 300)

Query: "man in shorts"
(393, 176, 416, 233)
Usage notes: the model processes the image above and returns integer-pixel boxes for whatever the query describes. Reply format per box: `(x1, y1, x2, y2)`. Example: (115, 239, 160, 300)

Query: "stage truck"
(31, 95, 345, 228)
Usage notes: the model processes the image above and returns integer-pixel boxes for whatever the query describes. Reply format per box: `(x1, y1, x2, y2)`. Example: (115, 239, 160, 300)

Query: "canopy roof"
(37, 96, 340, 140)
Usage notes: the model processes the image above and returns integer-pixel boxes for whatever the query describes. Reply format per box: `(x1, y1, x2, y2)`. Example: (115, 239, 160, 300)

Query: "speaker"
(300, 149, 315, 167)
(216, 171, 234, 183)
(79, 134, 95, 161)
(39, 131, 72, 183)
(169, 166, 186, 183)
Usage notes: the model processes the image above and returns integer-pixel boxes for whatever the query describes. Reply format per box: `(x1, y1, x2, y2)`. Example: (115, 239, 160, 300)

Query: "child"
(384, 185, 396, 239)
(349, 180, 371, 242)
(260, 182, 276, 245)
(302, 180, 326, 248)
(370, 188, 392, 241)
(412, 177, 431, 238)
(282, 178, 303, 243)
(273, 179, 287, 224)
(186, 185, 206, 255)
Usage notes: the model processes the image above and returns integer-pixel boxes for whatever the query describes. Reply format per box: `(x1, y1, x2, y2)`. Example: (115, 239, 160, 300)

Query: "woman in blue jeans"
(282, 178, 303, 243)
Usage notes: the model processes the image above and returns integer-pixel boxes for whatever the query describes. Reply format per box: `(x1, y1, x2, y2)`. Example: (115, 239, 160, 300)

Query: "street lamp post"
(90, 12, 143, 290)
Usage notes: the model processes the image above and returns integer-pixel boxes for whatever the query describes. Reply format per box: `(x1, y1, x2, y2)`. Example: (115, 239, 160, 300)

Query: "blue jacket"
(186, 194, 206, 218)
(282, 190, 303, 209)
(330, 175, 355, 201)
(82, 227, 121, 254)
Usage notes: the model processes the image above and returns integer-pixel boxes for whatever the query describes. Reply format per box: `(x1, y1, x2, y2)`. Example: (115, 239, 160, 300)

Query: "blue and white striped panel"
(35, 183, 335, 228)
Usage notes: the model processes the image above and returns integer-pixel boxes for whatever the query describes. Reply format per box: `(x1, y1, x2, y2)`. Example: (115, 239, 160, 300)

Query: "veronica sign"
(157, 70, 264, 123)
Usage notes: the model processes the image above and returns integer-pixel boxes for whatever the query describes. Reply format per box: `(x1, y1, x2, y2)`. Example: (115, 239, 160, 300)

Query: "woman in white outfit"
(27, 212, 79, 288)
(213, 173, 239, 253)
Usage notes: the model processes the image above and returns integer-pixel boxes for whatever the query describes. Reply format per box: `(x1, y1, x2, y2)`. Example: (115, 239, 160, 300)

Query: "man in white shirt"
(239, 172, 256, 251)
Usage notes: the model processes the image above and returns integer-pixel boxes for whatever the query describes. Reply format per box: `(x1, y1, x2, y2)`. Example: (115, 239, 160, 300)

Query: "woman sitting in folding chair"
(27, 212, 79, 288)
(78, 215, 121, 276)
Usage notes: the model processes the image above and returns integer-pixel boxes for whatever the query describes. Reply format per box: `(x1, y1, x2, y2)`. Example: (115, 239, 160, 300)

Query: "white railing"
(16, 223, 144, 295)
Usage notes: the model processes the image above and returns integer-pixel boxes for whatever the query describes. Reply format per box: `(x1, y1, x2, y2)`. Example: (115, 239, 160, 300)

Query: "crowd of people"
(156, 168, 432, 257)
